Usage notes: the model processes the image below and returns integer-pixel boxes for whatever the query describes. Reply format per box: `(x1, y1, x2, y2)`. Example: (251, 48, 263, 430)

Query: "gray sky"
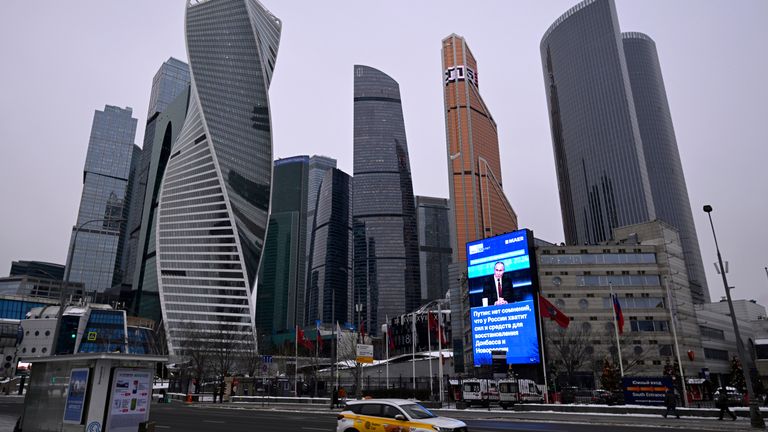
(1, 1, 766, 306)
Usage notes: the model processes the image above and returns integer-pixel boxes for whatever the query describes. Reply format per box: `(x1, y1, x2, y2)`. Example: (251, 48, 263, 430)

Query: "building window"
(630, 320, 669, 332)
(700, 326, 725, 340)
(704, 348, 729, 361)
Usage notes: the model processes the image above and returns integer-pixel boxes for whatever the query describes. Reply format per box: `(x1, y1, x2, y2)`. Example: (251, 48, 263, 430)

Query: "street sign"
(262, 355, 272, 364)
(87, 332, 97, 341)
(356, 344, 373, 364)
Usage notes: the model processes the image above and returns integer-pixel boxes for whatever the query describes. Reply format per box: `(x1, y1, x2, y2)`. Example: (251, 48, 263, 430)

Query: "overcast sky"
(0, 0, 766, 307)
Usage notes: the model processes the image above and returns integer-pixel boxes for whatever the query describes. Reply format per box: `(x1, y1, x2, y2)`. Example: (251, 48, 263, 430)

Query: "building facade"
(537, 220, 704, 387)
(131, 86, 191, 323)
(621, 32, 709, 304)
(66, 105, 139, 293)
(415, 196, 452, 303)
(540, 0, 708, 303)
(255, 156, 309, 343)
(123, 60, 192, 294)
(305, 168, 353, 327)
(353, 65, 421, 336)
(155, 0, 281, 359)
(442, 34, 518, 265)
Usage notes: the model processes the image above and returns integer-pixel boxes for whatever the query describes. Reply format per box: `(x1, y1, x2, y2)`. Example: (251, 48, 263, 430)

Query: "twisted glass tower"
(156, 0, 280, 358)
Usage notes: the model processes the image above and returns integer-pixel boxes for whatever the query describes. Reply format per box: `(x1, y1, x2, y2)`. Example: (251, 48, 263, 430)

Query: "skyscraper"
(442, 34, 519, 264)
(125, 59, 190, 314)
(541, 0, 655, 248)
(416, 196, 452, 303)
(541, 0, 708, 302)
(66, 105, 138, 293)
(305, 168, 353, 326)
(155, 0, 280, 358)
(622, 32, 709, 303)
(131, 85, 190, 322)
(306, 155, 337, 262)
(255, 156, 309, 343)
(353, 65, 420, 336)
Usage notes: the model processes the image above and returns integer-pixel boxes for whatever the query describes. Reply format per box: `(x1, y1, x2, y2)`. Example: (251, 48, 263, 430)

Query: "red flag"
(612, 294, 624, 335)
(387, 324, 395, 350)
(359, 320, 365, 343)
(316, 325, 324, 350)
(428, 312, 438, 333)
(297, 326, 313, 350)
(439, 325, 448, 346)
(539, 294, 570, 329)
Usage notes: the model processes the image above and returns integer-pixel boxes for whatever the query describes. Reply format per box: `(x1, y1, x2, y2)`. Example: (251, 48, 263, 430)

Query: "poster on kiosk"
(466, 229, 542, 366)
(105, 368, 153, 432)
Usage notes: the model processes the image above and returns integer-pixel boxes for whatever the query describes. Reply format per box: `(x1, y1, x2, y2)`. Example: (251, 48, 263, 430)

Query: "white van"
(498, 379, 520, 409)
(462, 379, 499, 407)
(517, 379, 545, 403)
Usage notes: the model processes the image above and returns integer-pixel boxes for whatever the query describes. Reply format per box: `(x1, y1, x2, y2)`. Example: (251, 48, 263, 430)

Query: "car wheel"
(344, 429, 359, 432)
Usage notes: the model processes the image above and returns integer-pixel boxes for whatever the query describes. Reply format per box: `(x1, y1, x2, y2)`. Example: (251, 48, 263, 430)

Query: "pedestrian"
(331, 387, 339, 410)
(213, 386, 219, 403)
(716, 387, 737, 421)
(662, 388, 679, 419)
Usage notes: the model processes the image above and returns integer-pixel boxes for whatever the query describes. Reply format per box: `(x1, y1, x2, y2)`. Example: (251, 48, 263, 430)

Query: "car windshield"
(400, 403, 436, 419)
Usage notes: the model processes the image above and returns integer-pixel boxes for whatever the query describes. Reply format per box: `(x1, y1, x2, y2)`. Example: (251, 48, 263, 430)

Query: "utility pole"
(704, 205, 764, 428)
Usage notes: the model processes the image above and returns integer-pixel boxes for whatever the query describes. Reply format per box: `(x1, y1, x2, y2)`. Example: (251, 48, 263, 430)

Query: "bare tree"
(544, 321, 594, 386)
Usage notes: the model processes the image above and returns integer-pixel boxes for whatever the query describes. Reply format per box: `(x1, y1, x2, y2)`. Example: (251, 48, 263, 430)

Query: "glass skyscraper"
(622, 32, 709, 303)
(155, 0, 281, 358)
(305, 168, 353, 326)
(255, 156, 309, 343)
(442, 34, 519, 264)
(541, 0, 708, 303)
(124, 59, 190, 298)
(66, 105, 138, 293)
(416, 196, 452, 303)
(353, 65, 420, 336)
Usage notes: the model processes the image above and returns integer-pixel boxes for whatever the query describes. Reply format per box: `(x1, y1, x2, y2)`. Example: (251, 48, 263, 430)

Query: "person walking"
(662, 388, 679, 419)
(339, 386, 347, 405)
(331, 387, 339, 410)
(716, 387, 737, 421)
(212, 386, 219, 403)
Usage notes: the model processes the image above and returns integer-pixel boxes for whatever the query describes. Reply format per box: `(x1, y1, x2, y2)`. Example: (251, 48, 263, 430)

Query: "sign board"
(63, 368, 90, 424)
(87, 331, 97, 341)
(622, 376, 673, 406)
(356, 344, 374, 364)
(466, 229, 541, 366)
(262, 355, 273, 364)
(105, 368, 153, 432)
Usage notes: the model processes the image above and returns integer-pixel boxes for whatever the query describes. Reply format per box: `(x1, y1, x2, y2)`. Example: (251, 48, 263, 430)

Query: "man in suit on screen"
(482, 261, 515, 306)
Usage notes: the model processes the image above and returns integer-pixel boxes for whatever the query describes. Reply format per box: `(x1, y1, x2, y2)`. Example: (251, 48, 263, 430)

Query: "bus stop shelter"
(17, 353, 167, 432)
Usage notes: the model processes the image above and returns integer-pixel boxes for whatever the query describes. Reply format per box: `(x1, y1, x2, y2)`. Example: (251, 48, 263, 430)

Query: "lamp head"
(703, 205, 713, 213)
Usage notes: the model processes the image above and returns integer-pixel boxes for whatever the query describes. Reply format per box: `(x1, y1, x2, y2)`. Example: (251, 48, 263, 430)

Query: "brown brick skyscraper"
(442, 34, 518, 263)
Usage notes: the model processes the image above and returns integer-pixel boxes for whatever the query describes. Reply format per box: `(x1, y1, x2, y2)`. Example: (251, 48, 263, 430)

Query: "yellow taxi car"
(337, 398, 468, 432)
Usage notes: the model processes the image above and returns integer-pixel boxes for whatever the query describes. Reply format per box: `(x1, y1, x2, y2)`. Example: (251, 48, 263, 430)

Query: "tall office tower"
(442, 34, 518, 265)
(155, 0, 280, 358)
(124, 59, 190, 298)
(353, 65, 420, 336)
(416, 196, 453, 302)
(130, 86, 190, 322)
(66, 106, 138, 293)
(622, 32, 709, 303)
(305, 168, 353, 326)
(541, 0, 708, 302)
(306, 156, 337, 262)
(255, 156, 309, 343)
(147, 57, 192, 118)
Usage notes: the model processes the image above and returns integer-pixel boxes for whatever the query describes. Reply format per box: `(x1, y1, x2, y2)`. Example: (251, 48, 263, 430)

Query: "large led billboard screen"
(467, 229, 541, 366)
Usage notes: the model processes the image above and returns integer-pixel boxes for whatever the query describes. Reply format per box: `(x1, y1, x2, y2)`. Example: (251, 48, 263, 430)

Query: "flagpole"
(385, 315, 390, 390)
(411, 311, 416, 397)
(536, 295, 550, 403)
(609, 283, 624, 377)
(295, 325, 299, 397)
(427, 311, 433, 399)
(437, 302, 444, 404)
(315, 323, 319, 398)
(335, 322, 340, 389)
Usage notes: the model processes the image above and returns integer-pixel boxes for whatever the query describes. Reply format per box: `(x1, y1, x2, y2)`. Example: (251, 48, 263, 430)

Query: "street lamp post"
(51, 217, 126, 355)
(703, 205, 764, 428)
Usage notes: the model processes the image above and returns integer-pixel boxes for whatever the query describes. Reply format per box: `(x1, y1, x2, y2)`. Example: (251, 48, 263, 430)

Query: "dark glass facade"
(305, 168, 353, 326)
(10, 261, 65, 280)
(78, 309, 127, 353)
(353, 65, 420, 336)
(541, 0, 656, 246)
(147, 57, 191, 118)
(622, 32, 709, 303)
(156, 0, 281, 358)
(306, 156, 337, 272)
(415, 196, 452, 302)
(66, 105, 138, 293)
(130, 84, 191, 323)
(255, 156, 309, 341)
